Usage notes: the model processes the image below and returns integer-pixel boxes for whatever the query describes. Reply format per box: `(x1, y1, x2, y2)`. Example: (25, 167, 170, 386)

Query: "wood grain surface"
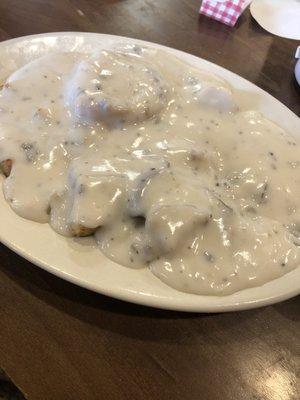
(0, 1, 299, 399)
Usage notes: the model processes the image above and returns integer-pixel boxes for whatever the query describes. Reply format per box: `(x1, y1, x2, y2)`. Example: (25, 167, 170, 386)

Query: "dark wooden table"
(0, 1, 299, 399)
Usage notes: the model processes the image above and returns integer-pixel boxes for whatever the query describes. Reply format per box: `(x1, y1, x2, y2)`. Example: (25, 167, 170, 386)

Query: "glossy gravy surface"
(0, 44, 299, 295)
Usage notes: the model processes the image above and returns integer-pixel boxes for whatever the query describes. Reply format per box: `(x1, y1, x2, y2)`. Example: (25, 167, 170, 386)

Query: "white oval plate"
(0, 33, 299, 312)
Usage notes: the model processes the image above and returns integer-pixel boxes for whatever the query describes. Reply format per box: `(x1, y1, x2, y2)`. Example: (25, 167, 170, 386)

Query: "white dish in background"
(0, 32, 299, 312)
(250, 0, 300, 40)
(295, 47, 300, 86)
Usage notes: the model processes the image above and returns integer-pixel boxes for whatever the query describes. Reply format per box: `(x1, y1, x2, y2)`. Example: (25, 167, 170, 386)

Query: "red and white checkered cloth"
(199, 0, 248, 26)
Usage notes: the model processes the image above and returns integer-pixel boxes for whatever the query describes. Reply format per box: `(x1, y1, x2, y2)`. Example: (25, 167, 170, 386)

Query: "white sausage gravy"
(0, 44, 299, 295)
